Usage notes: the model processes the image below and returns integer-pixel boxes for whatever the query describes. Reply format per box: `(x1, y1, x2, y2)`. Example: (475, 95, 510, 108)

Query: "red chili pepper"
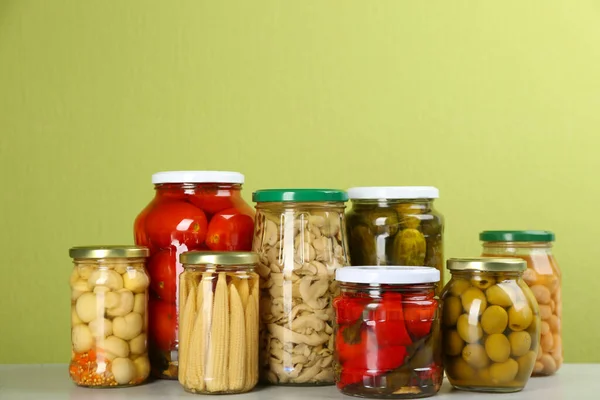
(368, 293, 412, 347)
(403, 295, 437, 340)
(340, 344, 408, 387)
(334, 296, 369, 325)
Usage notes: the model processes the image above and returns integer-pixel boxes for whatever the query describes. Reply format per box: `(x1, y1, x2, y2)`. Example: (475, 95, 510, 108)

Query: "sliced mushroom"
(267, 324, 329, 346)
(299, 277, 329, 310)
(291, 315, 326, 332)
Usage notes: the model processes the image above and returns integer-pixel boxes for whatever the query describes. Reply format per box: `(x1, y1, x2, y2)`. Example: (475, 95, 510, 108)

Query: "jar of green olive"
(441, 258, 541, 393)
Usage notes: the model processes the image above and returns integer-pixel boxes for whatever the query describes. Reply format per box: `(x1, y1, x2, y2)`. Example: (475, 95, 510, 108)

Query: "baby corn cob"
(178, 284, 196, 385)
(185, 273, 213, 391)
(243, 293, 259, 391)
(236, 278, 250, 309)
(228, 283, 246, 391)
(206, 272, 229, 392)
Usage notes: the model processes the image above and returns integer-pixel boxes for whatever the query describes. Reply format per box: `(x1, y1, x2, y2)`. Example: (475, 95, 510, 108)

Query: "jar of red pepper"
(333, 266, 442, 398)
(133, 171, 255, 379)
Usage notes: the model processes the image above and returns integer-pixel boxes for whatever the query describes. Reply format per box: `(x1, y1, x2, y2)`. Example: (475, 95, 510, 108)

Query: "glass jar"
(68, 246, 150, 388)
(333, 266, 442, 399)
(177, 251, 259, 394)
(345, 187, 445, 294)
(480, 230, 562, 376)
(252, 189, 350, 385)
(133, 171, 255, 379)
(441, 258, 541, 393)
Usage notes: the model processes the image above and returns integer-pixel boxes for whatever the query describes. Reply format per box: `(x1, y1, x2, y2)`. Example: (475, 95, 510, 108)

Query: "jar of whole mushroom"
(178, 251, 259, 394)
(480, 230, 562, 376)
(345, 187, 445, 294)
(334, 266, 442, 398)
(441, 258, 541, 393)
(69, 246, 150, 387)
(252, 189, 350, 385)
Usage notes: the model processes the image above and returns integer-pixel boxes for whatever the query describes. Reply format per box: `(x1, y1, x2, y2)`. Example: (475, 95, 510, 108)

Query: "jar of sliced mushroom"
(252, 189, 350, 386)
(69, 246, 151, 388)
(178, 251, 260, 394)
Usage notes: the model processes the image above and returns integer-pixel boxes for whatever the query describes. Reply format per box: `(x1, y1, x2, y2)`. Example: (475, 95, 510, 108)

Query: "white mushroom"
(113, 312, 143, 340)
(111, 357, 136, 384)
(133, 293, 146, 315)
(89, 318, 113, 338)
(129, 333, 146, 355)
(294, 361, 322, 383)
(72, 324, 93, 353)
(101, 336, 129, 360)
(267, 324, 329, 346)
(88, 270, 123, 291)
(106, 289, 134, 317)
(265, 220, 279, 246)
(76, 292, 98, 323)
(71, 280, 91, 301)
(103, 291, 120, 309)
(71, 306, 83, 326)
(133, 356, 150, 380)
(295, 243, 316, 264)
(122, 269, 150, 293)
(77, 265, 94, 280)
(299, 277, 329, 310)
(291, 315, 326, 333)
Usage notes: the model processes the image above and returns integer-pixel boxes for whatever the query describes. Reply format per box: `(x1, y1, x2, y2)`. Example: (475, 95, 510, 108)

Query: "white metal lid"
(336, 266, 440, 284)
(152, 171, 245, 184)
(347, 186, 439, 200)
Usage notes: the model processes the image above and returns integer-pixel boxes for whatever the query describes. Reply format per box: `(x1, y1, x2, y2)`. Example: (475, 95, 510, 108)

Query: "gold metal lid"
(69, 245, 150, 259)
(447, 257, 527, 272)
(180, 251, 259, 266)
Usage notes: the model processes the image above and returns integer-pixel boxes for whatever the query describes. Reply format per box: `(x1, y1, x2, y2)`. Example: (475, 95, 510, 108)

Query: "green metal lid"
(479, 230, 555, 242)
(252, 189, 348, 203)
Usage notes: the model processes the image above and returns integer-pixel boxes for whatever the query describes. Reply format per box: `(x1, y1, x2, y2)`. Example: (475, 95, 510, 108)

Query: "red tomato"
(148, 299, 177, 352)
(145, 201, 208, 249)
(403, 296, 438, 340)
(190, 190, 235, 215)
(147, 250, 177, 304)
(334, 296, 369, 325)
(368, 295, 412, 347)
(205, 208, 254, 251)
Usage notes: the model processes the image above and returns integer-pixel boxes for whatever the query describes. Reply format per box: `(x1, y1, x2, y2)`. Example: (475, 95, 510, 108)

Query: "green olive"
(450, 279, 471, 296)
(444, 329, 465, 356)
(509, 331, 532, 357)
(516, 351, 537, 381)
(443, 296, 462, 326)
(489, 359, 519, 384)
(461, 287, 487, 315)
(448, 356, 476, 380)
(481, 305, 508, 334)
(470, 274, 496, 290)
(508, 304, 533, 332)
(485, 334, 511, 363)
(486, 284, 514, 307)
(478, 367, 491, 382)
(462, 343, 490, 369)
(457, 313, 483, 343)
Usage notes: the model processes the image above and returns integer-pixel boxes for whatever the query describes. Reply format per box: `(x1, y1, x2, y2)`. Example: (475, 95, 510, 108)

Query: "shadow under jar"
(69, 246, 151, 388)
(480, 230, 563, 376)
(133, 171, 255, 379)
(252, 189, 351, 386)
(345, 187, 444, 294)
(333, 266, 442, 399)
(177, 251, 260, 394)
(441, 258, 541, 393)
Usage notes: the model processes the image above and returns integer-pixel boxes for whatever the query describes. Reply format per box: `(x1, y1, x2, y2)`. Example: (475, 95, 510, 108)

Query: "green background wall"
(1, 0, 599, 363)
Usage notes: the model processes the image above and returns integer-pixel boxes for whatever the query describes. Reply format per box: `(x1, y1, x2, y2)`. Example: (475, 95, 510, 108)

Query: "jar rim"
(151, 171, 244, 185)
(347, 186, 439, 200)
(180, 251, 259, 266)
(69, 245, 149, 259)
(335, 266, 440, 284)
(447, 257, 527, 272)
(253, 189, 348, 203)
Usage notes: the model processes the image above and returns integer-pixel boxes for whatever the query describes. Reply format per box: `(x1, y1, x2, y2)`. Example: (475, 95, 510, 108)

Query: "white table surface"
(0, 364, 597, 400)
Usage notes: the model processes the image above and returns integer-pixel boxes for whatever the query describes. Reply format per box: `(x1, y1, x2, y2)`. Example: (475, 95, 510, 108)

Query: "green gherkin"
(391, 228, 427, 266)
(348, 224, 378, 265)
(366, 208, 400, 236)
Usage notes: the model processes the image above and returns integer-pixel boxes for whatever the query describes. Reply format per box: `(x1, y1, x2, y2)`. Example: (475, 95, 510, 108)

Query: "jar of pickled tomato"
(333, 266, 442, 399)
(133, 171, 255, 379)
(479, 230, 562, 376)
(441, 258, 541, 393)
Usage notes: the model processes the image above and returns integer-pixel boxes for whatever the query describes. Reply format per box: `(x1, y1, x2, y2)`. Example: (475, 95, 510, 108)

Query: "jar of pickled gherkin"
(177, 251, 259, 394)
(334, 266, 442, 399)
(441, 258, 541, 393)
(69, 246, 150, 388)
(480, 230, 562, 376)
(345, 187, 444, 294)
(252, 189, 351, 385)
